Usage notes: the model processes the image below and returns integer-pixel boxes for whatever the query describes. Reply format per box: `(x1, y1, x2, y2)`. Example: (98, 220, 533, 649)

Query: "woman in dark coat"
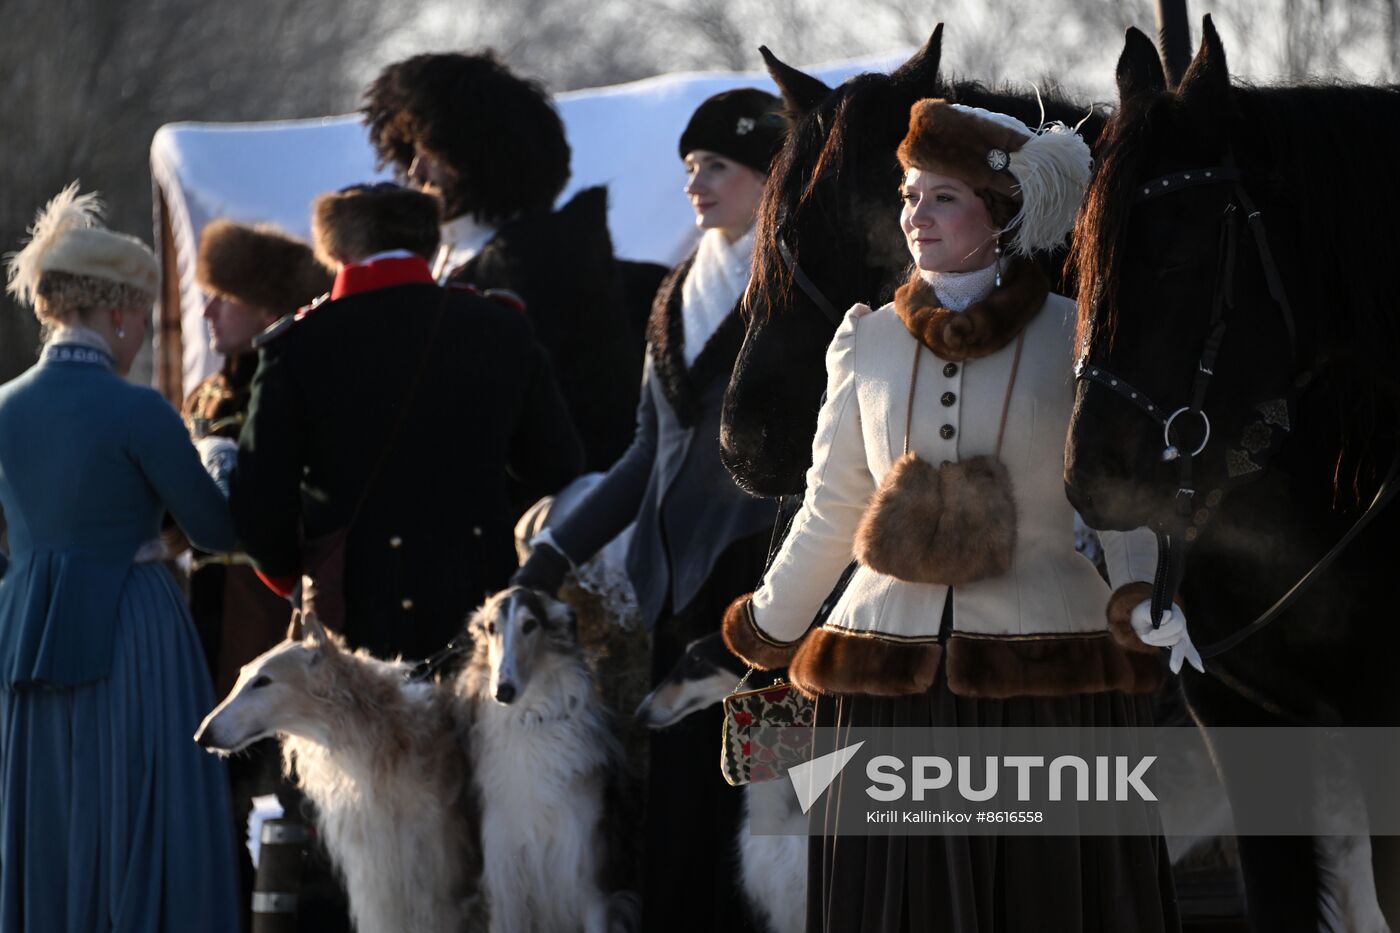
(513, 89, 788, 933)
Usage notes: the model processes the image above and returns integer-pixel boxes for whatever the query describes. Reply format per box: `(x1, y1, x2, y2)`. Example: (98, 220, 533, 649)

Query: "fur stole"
(646, 254, 748, 427)
(893, 257, 1049, 360)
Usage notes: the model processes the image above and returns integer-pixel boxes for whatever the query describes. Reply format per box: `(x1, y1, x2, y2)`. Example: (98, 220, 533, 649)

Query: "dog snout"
(494, 682, 517, 704)
(633, 692, 657, 727)
(193, 719, 219, 751)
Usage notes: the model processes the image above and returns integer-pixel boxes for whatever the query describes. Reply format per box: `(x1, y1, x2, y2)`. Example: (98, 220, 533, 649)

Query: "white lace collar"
(918, 262, 999, 313)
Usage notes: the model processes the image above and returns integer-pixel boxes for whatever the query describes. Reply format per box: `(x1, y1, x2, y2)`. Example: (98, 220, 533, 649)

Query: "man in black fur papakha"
(229, 183, 582, 663)
(363, 51, 667, 472)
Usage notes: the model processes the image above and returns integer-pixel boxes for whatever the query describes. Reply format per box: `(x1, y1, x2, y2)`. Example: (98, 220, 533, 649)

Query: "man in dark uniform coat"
(363, 51, 667, 472)
(230, 184, 582, 662)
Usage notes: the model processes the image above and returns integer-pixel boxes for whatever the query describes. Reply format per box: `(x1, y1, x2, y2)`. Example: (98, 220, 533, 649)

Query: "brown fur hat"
(898, 99, 1092, 257)
(897, 99, 1028, 227)
(311, 183, 442, 267)
(197, 220, 331, 313)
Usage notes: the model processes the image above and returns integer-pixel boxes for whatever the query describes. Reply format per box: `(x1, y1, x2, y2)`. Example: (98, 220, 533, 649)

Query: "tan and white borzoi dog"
(457, 586, 634, 933)
(195, 614, 485, 933)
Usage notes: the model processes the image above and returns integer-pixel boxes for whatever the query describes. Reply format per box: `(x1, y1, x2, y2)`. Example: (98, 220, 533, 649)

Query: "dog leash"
(403, 634, 473, 683)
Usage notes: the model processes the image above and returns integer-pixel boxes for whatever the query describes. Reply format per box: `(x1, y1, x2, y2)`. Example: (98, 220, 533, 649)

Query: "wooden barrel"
(251, 818, 310, 933)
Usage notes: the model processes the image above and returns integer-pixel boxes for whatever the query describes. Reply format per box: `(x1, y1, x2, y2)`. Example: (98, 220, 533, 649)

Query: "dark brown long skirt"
(806, 680, 1182, 933)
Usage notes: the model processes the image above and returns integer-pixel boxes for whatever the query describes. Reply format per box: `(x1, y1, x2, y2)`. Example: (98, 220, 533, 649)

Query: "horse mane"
(1074, 80, 1400, 498)
(749, 71, 1100, 322)
(1076, 81, 1400, 348)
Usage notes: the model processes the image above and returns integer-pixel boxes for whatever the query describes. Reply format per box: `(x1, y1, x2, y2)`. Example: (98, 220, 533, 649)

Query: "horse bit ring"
(1162, 407, 1211, 462)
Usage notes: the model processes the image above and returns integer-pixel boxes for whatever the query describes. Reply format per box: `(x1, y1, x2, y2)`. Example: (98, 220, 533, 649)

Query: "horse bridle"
(1076, 158, 1400, 662)
(777, 237, 844, 325)
(774, 215, 846, 327)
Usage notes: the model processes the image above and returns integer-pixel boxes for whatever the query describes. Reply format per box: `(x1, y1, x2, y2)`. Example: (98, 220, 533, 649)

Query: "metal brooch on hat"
(736, 116, 755, 136)
(985, 148, 1010, 171)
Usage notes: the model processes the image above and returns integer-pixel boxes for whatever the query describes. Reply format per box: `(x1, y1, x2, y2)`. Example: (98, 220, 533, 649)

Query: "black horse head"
(721, 27, 1105, 497)
(1064, 17, 1400, 532)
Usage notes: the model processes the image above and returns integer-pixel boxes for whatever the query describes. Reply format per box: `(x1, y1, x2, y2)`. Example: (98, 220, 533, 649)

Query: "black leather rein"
(1076, 162, 1400, 661)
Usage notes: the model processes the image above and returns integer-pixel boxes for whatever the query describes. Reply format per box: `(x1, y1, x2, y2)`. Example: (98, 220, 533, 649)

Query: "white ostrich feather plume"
(5, 181, 106, 306)
(1004, 124, 1092, 257)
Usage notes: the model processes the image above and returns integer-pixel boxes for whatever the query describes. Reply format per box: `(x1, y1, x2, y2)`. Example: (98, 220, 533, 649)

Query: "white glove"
(1130, 600, 1205, 674)
(195, 436, 237, 498)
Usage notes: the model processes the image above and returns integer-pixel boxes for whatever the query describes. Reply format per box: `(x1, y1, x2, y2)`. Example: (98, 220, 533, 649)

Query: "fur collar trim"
(647, 253, 747, 427)
(893, 257, 1049, 361)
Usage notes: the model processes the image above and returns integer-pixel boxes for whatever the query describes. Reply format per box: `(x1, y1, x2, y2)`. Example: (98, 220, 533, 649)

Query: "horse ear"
(1176, 15, 1231, 122)
(285, 610, 304, 642)
(891, 23, 943, 91)
(760, 46, 831, 115)
(1115, 27, 1167, 102)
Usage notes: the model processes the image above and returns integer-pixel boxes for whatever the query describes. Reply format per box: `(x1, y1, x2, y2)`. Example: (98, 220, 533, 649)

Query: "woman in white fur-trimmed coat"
(722, 100, 1187, 932)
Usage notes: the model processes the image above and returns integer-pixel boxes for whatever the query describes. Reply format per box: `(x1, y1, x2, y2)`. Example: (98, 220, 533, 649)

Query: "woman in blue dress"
(0, 185, 241, 932)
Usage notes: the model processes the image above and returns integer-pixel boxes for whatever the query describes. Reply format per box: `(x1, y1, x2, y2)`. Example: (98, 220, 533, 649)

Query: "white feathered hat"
(5, 182, 158, 310)
(896, 99, 1091, 257)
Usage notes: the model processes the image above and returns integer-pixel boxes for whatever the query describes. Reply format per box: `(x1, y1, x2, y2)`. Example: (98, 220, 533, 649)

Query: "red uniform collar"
(330, 254, 435, 300)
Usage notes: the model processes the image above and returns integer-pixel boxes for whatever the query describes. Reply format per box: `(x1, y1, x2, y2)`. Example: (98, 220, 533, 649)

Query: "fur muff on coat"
(893, 258, 1049, 361)
(854, 453, 1016, 585)
(196, 221, 331, 314)
(311, 185, 442, 267)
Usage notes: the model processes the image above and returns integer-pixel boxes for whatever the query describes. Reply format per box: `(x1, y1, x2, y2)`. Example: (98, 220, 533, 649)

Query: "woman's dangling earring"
(993, 239, 1004, 288)
(116, 326, 125, 339)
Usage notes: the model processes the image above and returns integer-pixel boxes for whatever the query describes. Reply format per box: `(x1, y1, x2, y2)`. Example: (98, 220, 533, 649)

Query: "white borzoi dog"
(196, 614, 485, 933)
(457, 586, 634, 933)
(635, 633, 807, 933)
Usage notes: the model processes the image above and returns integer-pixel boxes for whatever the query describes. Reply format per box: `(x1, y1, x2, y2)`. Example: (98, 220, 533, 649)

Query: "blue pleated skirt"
(0, 563, 241, 932)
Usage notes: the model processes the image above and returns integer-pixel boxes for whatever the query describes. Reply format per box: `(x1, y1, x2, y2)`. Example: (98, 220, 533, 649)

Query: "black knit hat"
(678, 88, 787, 174)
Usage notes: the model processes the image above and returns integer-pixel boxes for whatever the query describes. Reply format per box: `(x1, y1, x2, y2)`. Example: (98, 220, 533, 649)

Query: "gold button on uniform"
(401, 598, 414, 610)
(389, 536, 403, 548)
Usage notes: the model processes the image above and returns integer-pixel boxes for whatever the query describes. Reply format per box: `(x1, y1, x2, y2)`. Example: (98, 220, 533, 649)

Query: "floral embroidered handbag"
(721, 670, 815, 786)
